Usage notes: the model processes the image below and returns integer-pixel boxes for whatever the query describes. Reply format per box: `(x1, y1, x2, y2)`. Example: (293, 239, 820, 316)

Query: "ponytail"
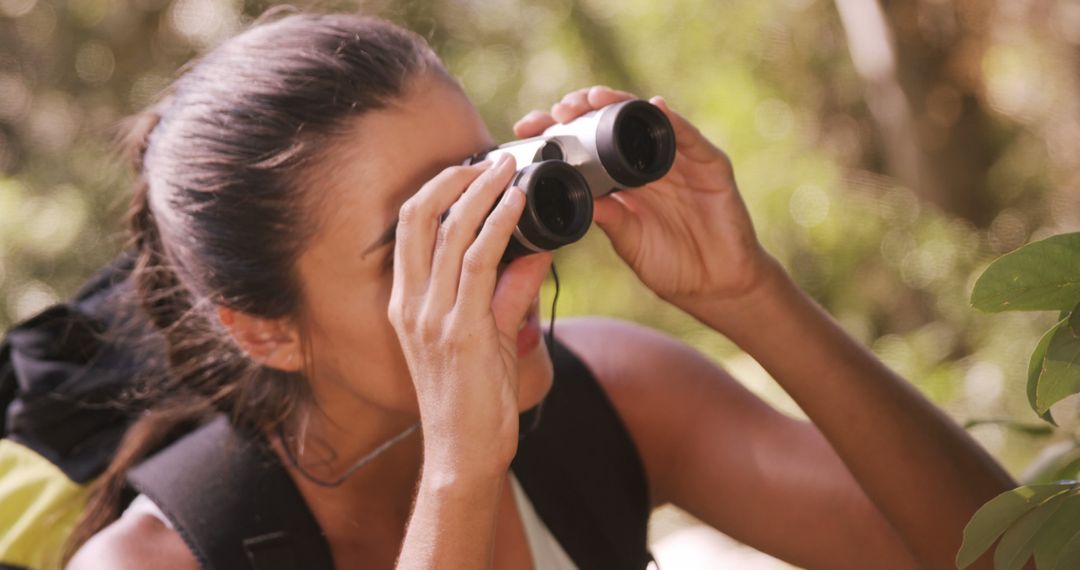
(64, 105, 220, 562)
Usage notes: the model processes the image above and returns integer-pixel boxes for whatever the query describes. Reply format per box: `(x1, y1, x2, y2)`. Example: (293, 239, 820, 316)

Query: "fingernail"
(474, 159, 493, 168)
(504, 186, 525, 205)
(496, 154, 513, 168)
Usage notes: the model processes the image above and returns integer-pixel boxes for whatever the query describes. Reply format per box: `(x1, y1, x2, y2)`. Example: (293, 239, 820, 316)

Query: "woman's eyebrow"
(363, 218, 398, 256)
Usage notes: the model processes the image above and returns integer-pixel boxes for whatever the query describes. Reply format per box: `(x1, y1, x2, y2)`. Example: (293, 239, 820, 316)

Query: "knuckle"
(397, 200, 423, 225)
(443, 165, 472, 179)
(388, 304, 415, 332)
(498, 195, 523, 221)
(435, 217, 465, 248)
(563, 88, 587, 104)
(461, 247, 491, 276)
(415, 309, 441, 341)
(442, 321, 469, 348)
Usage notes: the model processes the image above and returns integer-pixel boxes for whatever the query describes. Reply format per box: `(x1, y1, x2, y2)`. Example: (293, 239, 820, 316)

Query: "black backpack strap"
(127, 415, 334, 570)
(512, 336, 653, 570)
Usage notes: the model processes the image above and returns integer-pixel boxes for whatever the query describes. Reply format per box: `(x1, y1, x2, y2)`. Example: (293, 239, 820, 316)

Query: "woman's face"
(294, 73, 554, 418)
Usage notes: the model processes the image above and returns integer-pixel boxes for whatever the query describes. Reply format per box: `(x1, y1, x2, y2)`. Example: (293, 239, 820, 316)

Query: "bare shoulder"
(551, 316, 719, 392)
(67, 513, 198, 570)
(551, 316, 752, 413)
(551, 317, 779, 505)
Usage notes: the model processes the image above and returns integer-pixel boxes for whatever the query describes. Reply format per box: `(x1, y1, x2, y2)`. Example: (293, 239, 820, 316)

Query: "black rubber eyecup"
(596, 100, 677, 188)
(512, 160, 593, 251)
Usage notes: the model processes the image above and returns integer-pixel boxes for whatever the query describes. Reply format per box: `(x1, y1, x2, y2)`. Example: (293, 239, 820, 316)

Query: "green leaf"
(1029, 323, 1061, 425)
(1054, 458, 1080, 482)
(1052, 529, 1080, 570)
(964, 418, 1055, 438)
(994, 491, 1074, 570)
(1070, 304, 1080, 336)
(1024, 444, 1080, 485)
(957, 483, 1076, 569)
(1034, 320, 1080, 414)
(971, 232, 1080, 312)
(1033, 493, 1080, 569)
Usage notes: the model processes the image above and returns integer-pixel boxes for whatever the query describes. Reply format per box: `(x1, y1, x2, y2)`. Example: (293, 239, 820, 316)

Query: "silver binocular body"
(465, 99, 677, 261)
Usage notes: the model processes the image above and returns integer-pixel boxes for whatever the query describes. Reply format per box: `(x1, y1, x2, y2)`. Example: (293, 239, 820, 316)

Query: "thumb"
(593, 193, 641, 256)
(490, 252, 553, 337)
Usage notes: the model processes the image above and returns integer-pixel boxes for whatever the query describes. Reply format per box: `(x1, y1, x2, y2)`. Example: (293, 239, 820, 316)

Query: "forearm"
(396, 466, 505, 569)
(683, 256, 1015, 567)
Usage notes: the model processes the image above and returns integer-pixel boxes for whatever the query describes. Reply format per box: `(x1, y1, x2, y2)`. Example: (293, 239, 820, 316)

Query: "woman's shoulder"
(550, 316, 747, 506)
(66, 512, 198, 570)
(551, 315, 729, 406)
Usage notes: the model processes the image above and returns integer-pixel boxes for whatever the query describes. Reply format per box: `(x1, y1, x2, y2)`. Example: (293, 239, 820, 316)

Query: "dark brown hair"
(65, 8, 446, 559)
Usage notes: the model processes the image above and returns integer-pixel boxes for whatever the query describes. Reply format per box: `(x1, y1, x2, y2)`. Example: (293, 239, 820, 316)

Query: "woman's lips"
(516, 300, 541, 356)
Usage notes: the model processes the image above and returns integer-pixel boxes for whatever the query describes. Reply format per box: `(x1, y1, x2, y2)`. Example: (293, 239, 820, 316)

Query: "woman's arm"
(397, 469, 506, 568)
(555, 316, 921, 569)
(682, 257, 1016, 567)
(517, 85, 1016, 568)
(66, 514, 199, 570)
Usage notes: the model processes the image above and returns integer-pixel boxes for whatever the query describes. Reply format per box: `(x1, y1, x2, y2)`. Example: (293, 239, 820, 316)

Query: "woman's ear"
(216, 307, 303, 372)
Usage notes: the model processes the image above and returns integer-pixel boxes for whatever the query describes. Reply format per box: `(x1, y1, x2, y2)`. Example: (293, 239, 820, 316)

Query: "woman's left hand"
(514, 86, 774, 310)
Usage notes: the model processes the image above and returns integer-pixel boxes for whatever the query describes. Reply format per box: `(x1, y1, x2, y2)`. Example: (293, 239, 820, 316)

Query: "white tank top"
(123, 473, 578, 569)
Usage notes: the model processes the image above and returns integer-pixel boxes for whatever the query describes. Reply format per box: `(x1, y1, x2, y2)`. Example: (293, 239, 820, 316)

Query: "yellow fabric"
(0, 439, 90, 570)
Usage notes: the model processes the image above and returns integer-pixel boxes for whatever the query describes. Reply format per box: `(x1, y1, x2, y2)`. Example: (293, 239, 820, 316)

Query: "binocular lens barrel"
(597, 99, 677, 188)
(501, 160, 592, 262)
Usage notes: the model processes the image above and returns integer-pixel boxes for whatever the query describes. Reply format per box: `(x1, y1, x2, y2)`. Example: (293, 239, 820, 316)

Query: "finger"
(592, 192, 642, 249)
(550, 87, 592, 123)
(392, 163, 490, 300)
(428, 155, 518, 311)
(513, 110, 557, 139)
(553, 85, 638, 123)
(489, 251, 553, 338)
(650, 96, 724, 164)
(585, 85, 637, 109)
(592, 192, 645, 273)
(456, 185, 532, 317)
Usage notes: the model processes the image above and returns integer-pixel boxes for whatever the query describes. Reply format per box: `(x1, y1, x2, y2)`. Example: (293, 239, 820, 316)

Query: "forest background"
(2, 0, 1079, 566)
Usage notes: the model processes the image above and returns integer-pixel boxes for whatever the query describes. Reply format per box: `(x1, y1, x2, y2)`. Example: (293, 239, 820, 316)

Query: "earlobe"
(215, 307, 304, 372)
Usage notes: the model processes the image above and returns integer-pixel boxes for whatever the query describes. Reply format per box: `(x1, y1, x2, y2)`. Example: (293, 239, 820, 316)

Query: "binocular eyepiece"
(464, 99, 676, 262)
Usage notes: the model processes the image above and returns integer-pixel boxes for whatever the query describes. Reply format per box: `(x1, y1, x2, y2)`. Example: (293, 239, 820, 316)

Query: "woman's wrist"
(420, 420, 517, 485)
(674, 253, 797, 337)
(418, 456, 507, 500)
(417, 402, 519, 479)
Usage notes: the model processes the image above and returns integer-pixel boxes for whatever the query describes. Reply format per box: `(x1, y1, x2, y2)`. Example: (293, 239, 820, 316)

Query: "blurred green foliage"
(2, 0, 1080, 535)
(959, 235, 1080, 568)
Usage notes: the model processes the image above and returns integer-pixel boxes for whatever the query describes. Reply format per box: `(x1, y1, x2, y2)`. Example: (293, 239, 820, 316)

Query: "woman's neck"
(269, 384, 426, 543)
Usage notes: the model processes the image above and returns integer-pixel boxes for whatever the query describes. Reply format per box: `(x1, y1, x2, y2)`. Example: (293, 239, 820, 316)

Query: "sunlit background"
(2, 0, 1080, 567)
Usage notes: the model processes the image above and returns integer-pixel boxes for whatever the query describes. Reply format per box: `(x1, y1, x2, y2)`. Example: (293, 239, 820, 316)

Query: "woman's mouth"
(516, 299, 541, 356)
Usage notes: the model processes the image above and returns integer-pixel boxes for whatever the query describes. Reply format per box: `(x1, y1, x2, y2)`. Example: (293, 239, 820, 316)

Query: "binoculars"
(465, 99, 676, 262)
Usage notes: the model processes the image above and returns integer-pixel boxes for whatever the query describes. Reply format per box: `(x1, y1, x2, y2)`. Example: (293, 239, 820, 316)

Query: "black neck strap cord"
(546, 260, 560, 355)
(522, 260, 559, 435)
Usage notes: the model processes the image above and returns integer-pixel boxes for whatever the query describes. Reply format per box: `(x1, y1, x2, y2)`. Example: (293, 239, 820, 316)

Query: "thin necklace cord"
(277, 421, 419, 488)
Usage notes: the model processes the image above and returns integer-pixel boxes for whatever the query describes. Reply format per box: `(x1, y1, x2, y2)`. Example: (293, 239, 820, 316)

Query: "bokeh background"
(2, 0, 1079, 566)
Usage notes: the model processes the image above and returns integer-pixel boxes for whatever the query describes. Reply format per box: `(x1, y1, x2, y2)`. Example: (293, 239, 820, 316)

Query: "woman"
(66, 8, 1014, 569)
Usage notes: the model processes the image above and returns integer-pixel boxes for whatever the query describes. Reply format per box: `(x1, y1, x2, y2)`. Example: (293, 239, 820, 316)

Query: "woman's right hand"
(387, 154, 552, 480)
